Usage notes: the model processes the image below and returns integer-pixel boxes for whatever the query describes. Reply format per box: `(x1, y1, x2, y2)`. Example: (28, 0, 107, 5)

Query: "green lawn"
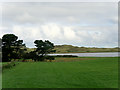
(2, 62, 9, 65)
(2, 57, 118, 88)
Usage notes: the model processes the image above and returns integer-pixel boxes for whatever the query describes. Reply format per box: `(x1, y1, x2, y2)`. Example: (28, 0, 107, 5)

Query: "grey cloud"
(2, 2, 117, 24)
(1, 2, 118, 48)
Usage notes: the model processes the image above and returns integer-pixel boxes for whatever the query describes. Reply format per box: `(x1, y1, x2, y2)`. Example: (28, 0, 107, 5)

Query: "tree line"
(1, 34, 56, 62)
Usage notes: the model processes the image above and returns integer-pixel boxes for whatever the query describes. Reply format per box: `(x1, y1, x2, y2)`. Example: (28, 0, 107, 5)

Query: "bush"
(54, 55, 78, 57)
(2, 62, 17, 70)
(46, 56, 55, 60)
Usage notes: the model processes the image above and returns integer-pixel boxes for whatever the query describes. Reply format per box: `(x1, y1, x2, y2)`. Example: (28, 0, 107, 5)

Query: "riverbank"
(54, 51, 119, 53)
(49, 52, 119, 57)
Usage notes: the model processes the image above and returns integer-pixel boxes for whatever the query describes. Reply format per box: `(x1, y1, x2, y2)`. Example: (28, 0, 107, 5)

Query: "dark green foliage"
(54, 55, 78, 57)
(0, 38, 2, 52)
(2, 34, 18, 46)
(2, 34, 26, 62)
(2, 62, 17, 70)
(45, 56, 55, 62)
(2, 34, 18, 61)
(23, 51, 38, 61)
(34, 40, 55, 61)
(2, 63, 12, 69)
(45, 56, 55, 60)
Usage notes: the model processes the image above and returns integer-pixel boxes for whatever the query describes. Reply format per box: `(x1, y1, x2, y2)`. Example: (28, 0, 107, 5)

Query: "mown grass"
(2, 57, 118, 88)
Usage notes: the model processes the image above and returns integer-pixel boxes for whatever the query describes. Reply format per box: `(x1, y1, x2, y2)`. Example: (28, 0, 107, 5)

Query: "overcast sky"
(0, 2, 118, 48)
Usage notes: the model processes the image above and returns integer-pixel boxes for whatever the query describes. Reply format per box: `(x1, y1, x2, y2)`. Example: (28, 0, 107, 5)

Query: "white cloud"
(63, 26, 76, 40)
(41, 23, 63, 39)
(0, 2, 118, 48)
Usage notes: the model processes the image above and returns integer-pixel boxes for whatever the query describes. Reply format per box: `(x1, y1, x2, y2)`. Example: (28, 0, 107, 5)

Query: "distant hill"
(54, 45, 119, 53)
(26, 45, 119, 53)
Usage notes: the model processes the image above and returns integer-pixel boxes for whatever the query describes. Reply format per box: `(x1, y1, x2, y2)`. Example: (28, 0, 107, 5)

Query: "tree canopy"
(34, 40, 55, 61)
(1, 34, 56, 62)
(2, 34, 26, 62)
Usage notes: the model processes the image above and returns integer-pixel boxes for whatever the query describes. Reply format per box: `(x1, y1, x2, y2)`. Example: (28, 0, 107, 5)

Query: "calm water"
(49, 52, 119, 57)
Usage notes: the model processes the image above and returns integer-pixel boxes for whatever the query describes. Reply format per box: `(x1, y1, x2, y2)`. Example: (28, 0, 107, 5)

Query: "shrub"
(54, 55, 78, 57)
(2, 62, 17, 70)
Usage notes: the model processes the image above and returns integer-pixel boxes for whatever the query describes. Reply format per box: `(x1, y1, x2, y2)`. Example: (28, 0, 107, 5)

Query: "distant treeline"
(26, 45, 119, 53)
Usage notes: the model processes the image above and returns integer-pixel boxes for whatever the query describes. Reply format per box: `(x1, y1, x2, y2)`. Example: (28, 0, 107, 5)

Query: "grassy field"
(2, 57, 118, 88)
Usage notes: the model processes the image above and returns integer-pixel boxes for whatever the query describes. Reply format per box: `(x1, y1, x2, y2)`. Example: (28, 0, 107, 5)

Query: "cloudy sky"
(0, 2, 118, 48)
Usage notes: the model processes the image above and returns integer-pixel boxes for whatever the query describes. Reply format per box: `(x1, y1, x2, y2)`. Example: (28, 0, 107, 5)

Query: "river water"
(49, 52, 119, 57)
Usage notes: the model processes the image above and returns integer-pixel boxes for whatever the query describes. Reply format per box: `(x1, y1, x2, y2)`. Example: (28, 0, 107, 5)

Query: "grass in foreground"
(2, 57, 118, 88)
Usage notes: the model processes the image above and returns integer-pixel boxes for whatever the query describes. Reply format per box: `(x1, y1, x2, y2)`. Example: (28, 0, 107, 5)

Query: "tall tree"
(0, 38, 2, 62)
(13, 40, 26, 59)
(34, 40, 55, 61)
(2, 34, 25, 62)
